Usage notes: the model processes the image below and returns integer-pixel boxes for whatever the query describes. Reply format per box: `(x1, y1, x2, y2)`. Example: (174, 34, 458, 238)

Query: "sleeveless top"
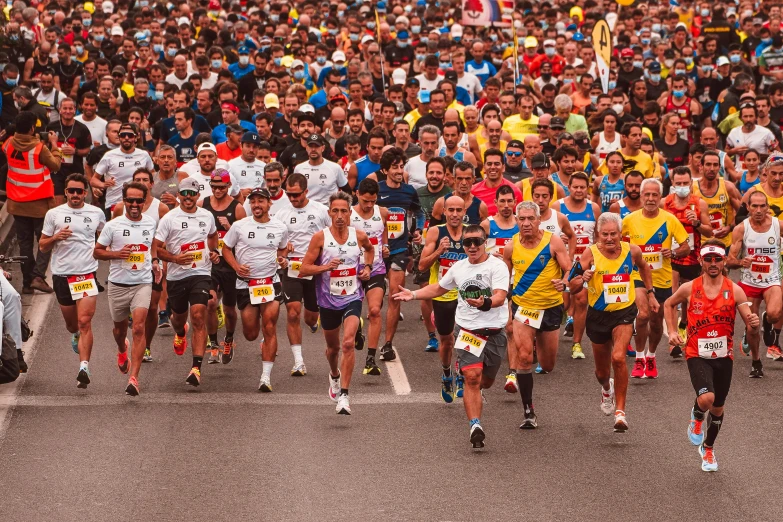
(751, 184, 783, 218)
(539, 210, 561, 235)
(692, 178, 732, 247)
(316, 227, 364, 309)
(350, 205, 386, 277)
(685, 276, 736, 360)
(202, 197, 240, 269)
(558, 198, 595, 261)
(511, 231, 563, 309)
(663, 194, 701, 266)
(740, 217, 781, 289)
(438, 146, 465, 162)
(596, 131, 621, 160)
(739, 170, 761, 195)
(142, 197, 162, 229)
(587, 242, 635, 312)
(598, 175, 625, 213)
(429, 224, 467, 302)
(486, 216, 517, 256)
(550, 172, 571, 197)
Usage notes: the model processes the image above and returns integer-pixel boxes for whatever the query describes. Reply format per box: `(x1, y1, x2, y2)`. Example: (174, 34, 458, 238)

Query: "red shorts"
(737, 281, 774, 300)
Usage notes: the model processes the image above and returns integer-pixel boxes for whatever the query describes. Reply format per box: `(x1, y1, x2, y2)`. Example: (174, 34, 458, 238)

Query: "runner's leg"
(76, 297, 97, 362)
(384, 269, 406, 343)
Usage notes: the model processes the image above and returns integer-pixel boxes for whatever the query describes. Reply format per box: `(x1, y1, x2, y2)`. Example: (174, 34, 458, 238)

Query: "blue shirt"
(168, 133, 198, 164)
(378, 181, 421, 253)
(308, 89, 329, 110)
(211, 120, 257, 144)
(354, 156, 380, 184)
(228, 62, 256, 81)
(465, 60, 497, 86)
(160, 115, 212, 143)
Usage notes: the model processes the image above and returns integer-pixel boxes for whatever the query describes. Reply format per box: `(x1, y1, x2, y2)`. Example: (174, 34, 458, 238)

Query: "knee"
(611, 352, 626, 367)
(190, 309, 206, 327)
(244, 328, 259, 341)
(697, 392, 715, 409)
(463, 370, 481, 386)
(77, 317, 92, 331)
(368, 305, 382, 320)
(287, 309, 300, 322)
(767, 307, 782, 323)
(343, 338, 355, 352)
(132, 323, 145, 339)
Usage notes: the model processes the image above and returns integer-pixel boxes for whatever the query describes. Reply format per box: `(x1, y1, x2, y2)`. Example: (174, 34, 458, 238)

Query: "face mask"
(404, 5, 412, 13)
(154, 90, 164, 100)
(420, 36, 428, 44)
(664, 59, 674, 68)
(672, 186, 691, 198)
(563, 78, 573, 84)
(10, 34, 19, 42)
(612, 103, 624, 114)
(294, 70, 305, 80)
(167, 48, 177, 57)
(14, 101, 21, 109)
(440, 62, 451, 69)
(398, 41, 408, 48)
(75, 45, 84, 55)
(717, 73, 724, 81)
(153, 43, 163, 53)
(274, 57, 282, 66)
(702, 65, 714, 73)
(239, 56, 249, 66)
(73, 25, 82, 33)
(652, 23, 662, 33)
(492, 58, 503, 66)
(633, 60, 643, 68)
(328, 28, 338, 36)
(34, 17, 39, 25)
(500, 43, 509, 51)
(367, 22, 376, 30)
(489, 34, 498, 42)
(416, 54, 426, 62)
(270, 14, 279, 23)
(349, 34, 359, 42)
(685, 57, 693, 65)
(411, 25, 421, 34)
(337, 11, 344, 18)
(608, 80, 617, 90)
(316, 56, 327, 65)
(763, 37, 773, 44)
(701, 8, 710, 17)
(84, 19, 92, 27)
(730, 54, 741, 64)
(651, 73, 661, 82)
(544, 47, 556, 57)
(673, 89, 686, 98)
(641, 38, 651, 46)
(208, 59, 221, 69)
(674, 69, 686, 76)
(6, 77, 17, 86)
(140, 0, 148, 6)
(590, 95, 598, 105)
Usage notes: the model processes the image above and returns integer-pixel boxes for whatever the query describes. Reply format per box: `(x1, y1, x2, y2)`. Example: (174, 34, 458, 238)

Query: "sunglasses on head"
(124, 197, 144, 205)
(506, 151, 522, 157)
(66, 187, 85, 195)
(179, 190, 199, 197)
(463, 237, 485, 248)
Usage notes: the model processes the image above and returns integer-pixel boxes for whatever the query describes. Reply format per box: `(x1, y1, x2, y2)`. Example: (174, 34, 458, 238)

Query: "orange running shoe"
(173, 324, 189, 356)
(117, 339, 130, 374)
(221, 340, 235, 364)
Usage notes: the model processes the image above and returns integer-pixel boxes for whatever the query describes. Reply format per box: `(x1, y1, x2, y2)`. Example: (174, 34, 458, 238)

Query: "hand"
(551, 278, 566, 292)
(436, 236, 450, 254)
(392, 286, 414, 301)
(466, 295, 486, 308)
(236, 264, 251, 278)
(92, 188, 103, 199)
(412, 230, 422, 244)
(277, 256, 288, 269)
(382, 245, 390, 258)
(217, 216, 231, 229)
(240, 188, 252, 199)
(358, 265, 371, 281)
(114, 243, 134, 259)
(54, 225, 72, 241)
(141, 118, 150, 132)
(713, 226, 731, 239)
(209, 251, 220, 264)
(747, 312, 760, 329)
(648, 293, 660, 313)
(60, 144, 75, 155)
(286, 242, 294, 254)
(569, 275, 584, 288)
(174, 252, 194, 265)
(93, 140, 102, 147)
(661, 248, 673, 259)
(152, 263, 162, 284)
(48, 131, 58, 147)
(582, 268, 594, 282)
(104, 176, 117, 188)
(684, 209, 698, 222)
(326, 258, 341, 271)
(669, 332, 684, 347)
(160, 192, 178, 207)
(740, 256, 753, 268)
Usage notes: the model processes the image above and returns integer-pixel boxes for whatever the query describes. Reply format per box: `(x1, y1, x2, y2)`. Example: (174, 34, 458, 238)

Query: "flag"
(592, 20, 612, 93)
(511, 22, 519, 85)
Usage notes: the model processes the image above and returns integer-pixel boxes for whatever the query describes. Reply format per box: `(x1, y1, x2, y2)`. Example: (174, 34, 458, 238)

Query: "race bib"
(749, 255, 773, 282)
(642, 243, 663, 270)
(514, 306, 544, 329)
(368, 236, 382, 262)
(329, 267, 358, 295)
(67, 274, 98, 301)
(217, 230, 227, 256)
(287, 256, 312, 280)
(575, 235, 591, 258)
(698, 335, 728, 359)
(438, 257, 457, 280)
(181, 241, 206, 269)
(249, 277, 275, 304)
(603, 273, 630, 303)
(123, 244, 148, 270)
(486, 237, 511, 256)
(454, 329, 487, 358)
(709, 212, 724, 230)
(387, 208, 406, 240)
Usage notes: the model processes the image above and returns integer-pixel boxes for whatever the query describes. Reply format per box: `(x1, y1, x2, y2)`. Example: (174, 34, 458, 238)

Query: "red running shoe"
(173, 324, 189, 356)
(645, 357, 659, 379)
(631, 358, 646, 378)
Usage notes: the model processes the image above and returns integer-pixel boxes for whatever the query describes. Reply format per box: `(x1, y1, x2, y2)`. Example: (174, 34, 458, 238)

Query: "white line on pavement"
(385, 350, 411, 395)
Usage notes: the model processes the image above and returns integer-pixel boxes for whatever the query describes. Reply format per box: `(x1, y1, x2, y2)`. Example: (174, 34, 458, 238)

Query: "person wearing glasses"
(394, 224, 510, 448)
(153, 178, 219, 387)
(293, 133, 350, 206)
(93, 122, 155, 220)
(94, 180, 162, 396)
(39, 174, 107, 389)
(665, 241, 760, 472)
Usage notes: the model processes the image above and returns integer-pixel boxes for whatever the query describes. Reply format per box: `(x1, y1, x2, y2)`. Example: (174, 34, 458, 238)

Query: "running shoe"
(750, 361, 764, 378)
(698, 443, 718, 472)
(564, 316, 574, 338)
(221, 340, 235, 364)
(613, 410, 629, 432)
(117, 343, 129, 374)
(125, 376, 140, 396)
(626, 344, 635, 358)
(157, 310, 171, 329)
(216, 304, 225, 330)
(258, 375, 272, 393)
(455, 373, 464, 398)
(571, 342, 585, 359)
(76, 367, 91, 389)
(519, 408, 537, 429)
(669, 345, 683, 358)
(688, 408, 705, 446)
(425, 335, 439, 352)
(644, 357, 658, 379)
(328, 373, 341, 402)
(600, 378, 615, 416)
(631, 358, 646, 378)
(17, 350, 27, 373)
(173, 324, 189, 356)
(470, 423, 485, 448)
(677, 325, 687, 345)
(143, 348, 153, 363)
(291, 362, 307, 376)
(308, 318, 320, 334)
(363, 357, 381, 376)
(336, 394, 351, 415)
(441, 375, 454, 404)
(399, 311, 404, 321)
(207, 343, 221, 364)
(379, 342, 397, 361)
(504, 373, 519, 394)
(71, 332, 80, 354)
(354, 319, 365, 351)
(534, 364, 548, 374)
(185, 367, 201, 386)
(766, 346, 782, 360)
(741, 332, 750, 356)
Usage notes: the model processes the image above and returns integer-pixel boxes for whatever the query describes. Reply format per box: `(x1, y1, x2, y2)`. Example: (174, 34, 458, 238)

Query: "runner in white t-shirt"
(183, 143, 241, 200)
(292, 133, 349, 205)
(153, 177, 219, 387)
(95, 180, 162, 396)
(221, 187, 289, 392)
(74, 94, 107, 147)
(228, 132, 267, 199)
(39, 174, 106, 389)
(242, 161, 290, 219)
(403, 154, 430, 190)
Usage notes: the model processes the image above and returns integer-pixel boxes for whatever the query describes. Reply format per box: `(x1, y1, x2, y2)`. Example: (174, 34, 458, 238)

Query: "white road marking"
(385, 350, 411, 395)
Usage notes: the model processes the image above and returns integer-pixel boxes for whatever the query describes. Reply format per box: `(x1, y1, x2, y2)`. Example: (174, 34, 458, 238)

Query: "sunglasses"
(66, 187, 85, 195)
(285, 191, 303, 198)
(463, 237, 485, 248)
(703, 255, 724, 263)
(332, 120, 345, 124)
(209, 183, 228, 189)
(124, 197, 144, 205)
(119, 132, 136, 138)
(506, 151, 523, 157)
(179, 190, 199, 197)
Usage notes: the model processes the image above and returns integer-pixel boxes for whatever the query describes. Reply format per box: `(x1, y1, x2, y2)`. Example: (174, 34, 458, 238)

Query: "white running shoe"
(336, 394, 351, 415)
(258, 375, 272, 393)
(600, 378, 615, 416)
(613, 410, 629, 432)
(291, 362, 307, 376)
(328, 373, 340, 402)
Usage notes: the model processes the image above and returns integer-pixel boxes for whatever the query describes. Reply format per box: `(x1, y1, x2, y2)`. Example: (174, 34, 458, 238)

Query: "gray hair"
(264, 161, 284, 176)
(515, 201, 540, 218)
(329, 191, 353, 207)
(418, 124, 441, 141)
(158, 144, 176, 155)
(596, 212, 623, 233)
(554, 94, 573, 112)
(134, 77, 149, 87)
(573, 130, 590, 142)
(13, 86, 32, 100)
(640, 178, 663, 194)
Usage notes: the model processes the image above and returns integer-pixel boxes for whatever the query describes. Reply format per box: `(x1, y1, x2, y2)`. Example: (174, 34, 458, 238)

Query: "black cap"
(507, 139, 524, 149)
(575, 136, 591, 150)
(550, 117, 566, 130)
(444, 70, 458, 83)
(307, 133, 325, 146)
(241, 132, 261, 144)
(406, 77, 420, 87)
(248, 187, 272, 199)
(531, 152, 549, 169)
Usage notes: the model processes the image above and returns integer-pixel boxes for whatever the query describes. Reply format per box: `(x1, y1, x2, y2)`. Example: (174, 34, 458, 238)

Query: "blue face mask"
(398, 41, 408, 48)
(674, 69, 686, 76)
(316, 56, 327, 65)
(153, 43, 162, 53)
(84, 19, 92, 27)
(489, 34, 497, 42)
(167, 48, 177, 57)
(633, 60, 644, 68)
(440, 62, 451, 69)
(702, 65, 714, 73)
(411, 25, 421, 34)
(270, 14, 279, 23)
(763, 37, 773, 44)
(652, 23, 662, 33)
(673, 89, 686, 98)
(211, 59, 222, 69)
(420, 36, 428, 44)
(328, 28, 338, 36)
(651, 73, 661, 82)
(349, 34, 359, 42)
(274, 57, 282, 66)
(367, 22, 376, 30)
(294, 70, 305, 80)
(641, 38, 651, 46)
(730, 54, 741, 64)
(563, 78, 573, 84)
(95, 34, 105, 42)
(6, 77, 17, 86)
(154, 90, 164, 100)
(608, 80, 617, 90)
(544, 47, 555, 57)
(701, 8, 710, 17)
(416, 54, 426, 62)
(337, 11, 344, 18)
(75, 45, 84, 55)
(685, 57, 693, 65)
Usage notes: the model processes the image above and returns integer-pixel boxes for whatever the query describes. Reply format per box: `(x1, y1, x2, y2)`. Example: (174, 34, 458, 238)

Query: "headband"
(700, 245, 726, 258)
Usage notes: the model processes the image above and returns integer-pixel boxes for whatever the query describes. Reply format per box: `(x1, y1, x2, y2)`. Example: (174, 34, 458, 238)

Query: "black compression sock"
(517, 371, 534, 409)
(340, 388, 349, 396)
(368, 348, 377, 357)
(193, 356, 203, 370)
(704, 413, 724, 447)
(208, 333, 218, 345)
(442, 365, 451, 378)
(225, 331, 234, 343)
(693, 400, 706, 421)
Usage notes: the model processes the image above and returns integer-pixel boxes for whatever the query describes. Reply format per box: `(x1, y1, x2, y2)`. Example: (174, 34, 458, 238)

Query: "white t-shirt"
(438, 255, 510, 330)
(154, 206, 217, 281)
(42, 204, 106, 276)
(94, 147, 155, 208)
(97, 214, 157, 285)
(200, 71, 218, 91)
(274, 200, 331, 257)
(727, 125, 778, 169)
(179, 157, 231, 177)
(293, 159, 348, 205)
(457, 72, 482, 105)
(189, 171, 241, 200)
(403, 155, 428, 190)
(74, 114, 107, 146)
(415, 73, 444, 92)
(222, 216, 289, 288)
(165, 72, 190, 88)
(243, 192, 291, 219)
(227, 156, 267, 190)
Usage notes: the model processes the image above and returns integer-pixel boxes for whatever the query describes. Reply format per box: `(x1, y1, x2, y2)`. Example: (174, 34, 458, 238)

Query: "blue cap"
(648, 61, 662, 73)
(397, 30, 409, 40)
(572, 32, 584, 42)
(566, 23, 577, 31)
(238, 46, 250, 55)
(418, 90, 430, 103)
(377, 1, 387, 12)
(241, 132, 261, 144)
(417, 0, 426, 6)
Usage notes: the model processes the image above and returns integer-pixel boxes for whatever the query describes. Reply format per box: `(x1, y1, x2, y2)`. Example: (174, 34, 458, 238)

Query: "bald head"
(487, 119, 502, 131)
(444, 108, 461, 123)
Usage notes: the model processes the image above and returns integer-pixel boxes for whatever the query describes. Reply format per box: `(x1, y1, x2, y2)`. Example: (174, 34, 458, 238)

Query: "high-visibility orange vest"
(3, 140, 53, 202)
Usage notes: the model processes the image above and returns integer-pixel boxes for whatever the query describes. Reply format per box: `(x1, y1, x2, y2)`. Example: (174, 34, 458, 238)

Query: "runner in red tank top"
(664, 240, 759, 473)
(661, 75, 702, 143)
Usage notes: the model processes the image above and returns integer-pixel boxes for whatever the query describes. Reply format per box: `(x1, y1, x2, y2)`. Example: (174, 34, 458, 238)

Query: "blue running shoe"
(455, 373, 464, 398)
(535, 364, 549, 374)
(742, 332, 750, 356)
(441, 375, 454, 403)
(698, 443, 718, 472)
(71, 332, 80, 354)
(688, 408, 706, 446)
(157, 310, 171, 329)
(564, 316, 574, 338)
(425, 335, 439, 352)
(626, 344, 635, 358)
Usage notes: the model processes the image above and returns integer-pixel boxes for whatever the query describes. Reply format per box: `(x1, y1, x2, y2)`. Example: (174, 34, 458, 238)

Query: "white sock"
(80, 361, 89, 371)
(262, 361, 273, 379)
(647, 351, 656, 359)
(636, 351, 646, 359)
(291, 344, 303, 364)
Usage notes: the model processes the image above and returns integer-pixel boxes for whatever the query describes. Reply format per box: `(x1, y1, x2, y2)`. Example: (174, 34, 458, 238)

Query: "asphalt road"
(1, 255, 782, 521)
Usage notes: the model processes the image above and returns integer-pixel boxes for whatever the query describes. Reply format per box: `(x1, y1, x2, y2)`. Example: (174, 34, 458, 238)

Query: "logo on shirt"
(308, 215, 315, 220)
(64, 216, 71, 223)
(248, 232, 255, 238)
(266, 233, 275, 239)
(123, 230, 130, 236)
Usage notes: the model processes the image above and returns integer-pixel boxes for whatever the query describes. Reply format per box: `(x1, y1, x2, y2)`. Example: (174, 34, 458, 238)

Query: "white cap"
(177, 16, 190, 27)
(391, 68, 407, 85)
(332, 50, 346, 63)
(700, 245, 726, 258)
(197, 143, 217, 155)
(543, 39, 556, 47)
(396, 15, 409, 26)
(110, 25, 124, 36)
(716, 56, 730, 67)
(361, 34, 374, 44)
(101, 0, 114, 14)
(300, 104, 315, 114)
(451, 24, 462, 37)
(291, 59, 305, 69)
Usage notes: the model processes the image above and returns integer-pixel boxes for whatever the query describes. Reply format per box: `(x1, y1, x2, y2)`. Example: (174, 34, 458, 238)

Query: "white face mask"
(612, 103, 624, 115)
(672, 186, 691, 198)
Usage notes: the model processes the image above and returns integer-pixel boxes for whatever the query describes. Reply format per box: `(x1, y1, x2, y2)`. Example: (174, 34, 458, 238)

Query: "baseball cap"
(300, 104, 315, 114)
(531, 153, 549, 169)
(550, 117, 566, 130)
(264, 93, 279, 109)
(241, 132, 261, 144)
(572, 32, 585, 42)
(648, 61, 661, 73)
(112, 65, 126, 76)
(716, 56, 730, 67)
(101, 0, 114, 14)
(451, 24, 463, 38)
(210, 170, 231, 185)
(406, 77, 420, 87)
(330, 94, 347, 104)
(620, 48, 634, 58)
(197, 143, 217, 155)
(110, 25, 124, 36)
(361, 35, 374, 45)
(575, 136, 591, 150)
(524, 36, 538, 48)
(291, 59, 305, 70)
(332, 50, 346, 63)
(238, 46, 250, 55)
(248, 187, 272, 199)
(418, 90, 431, 103)
(392, 68, 407, 85)
(397, 30, 409, 40)
(507, 139, 524, 150)
(306, 133, 325, 146)
(179, 177, 201, 193)
(543, 39, 556, 47)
